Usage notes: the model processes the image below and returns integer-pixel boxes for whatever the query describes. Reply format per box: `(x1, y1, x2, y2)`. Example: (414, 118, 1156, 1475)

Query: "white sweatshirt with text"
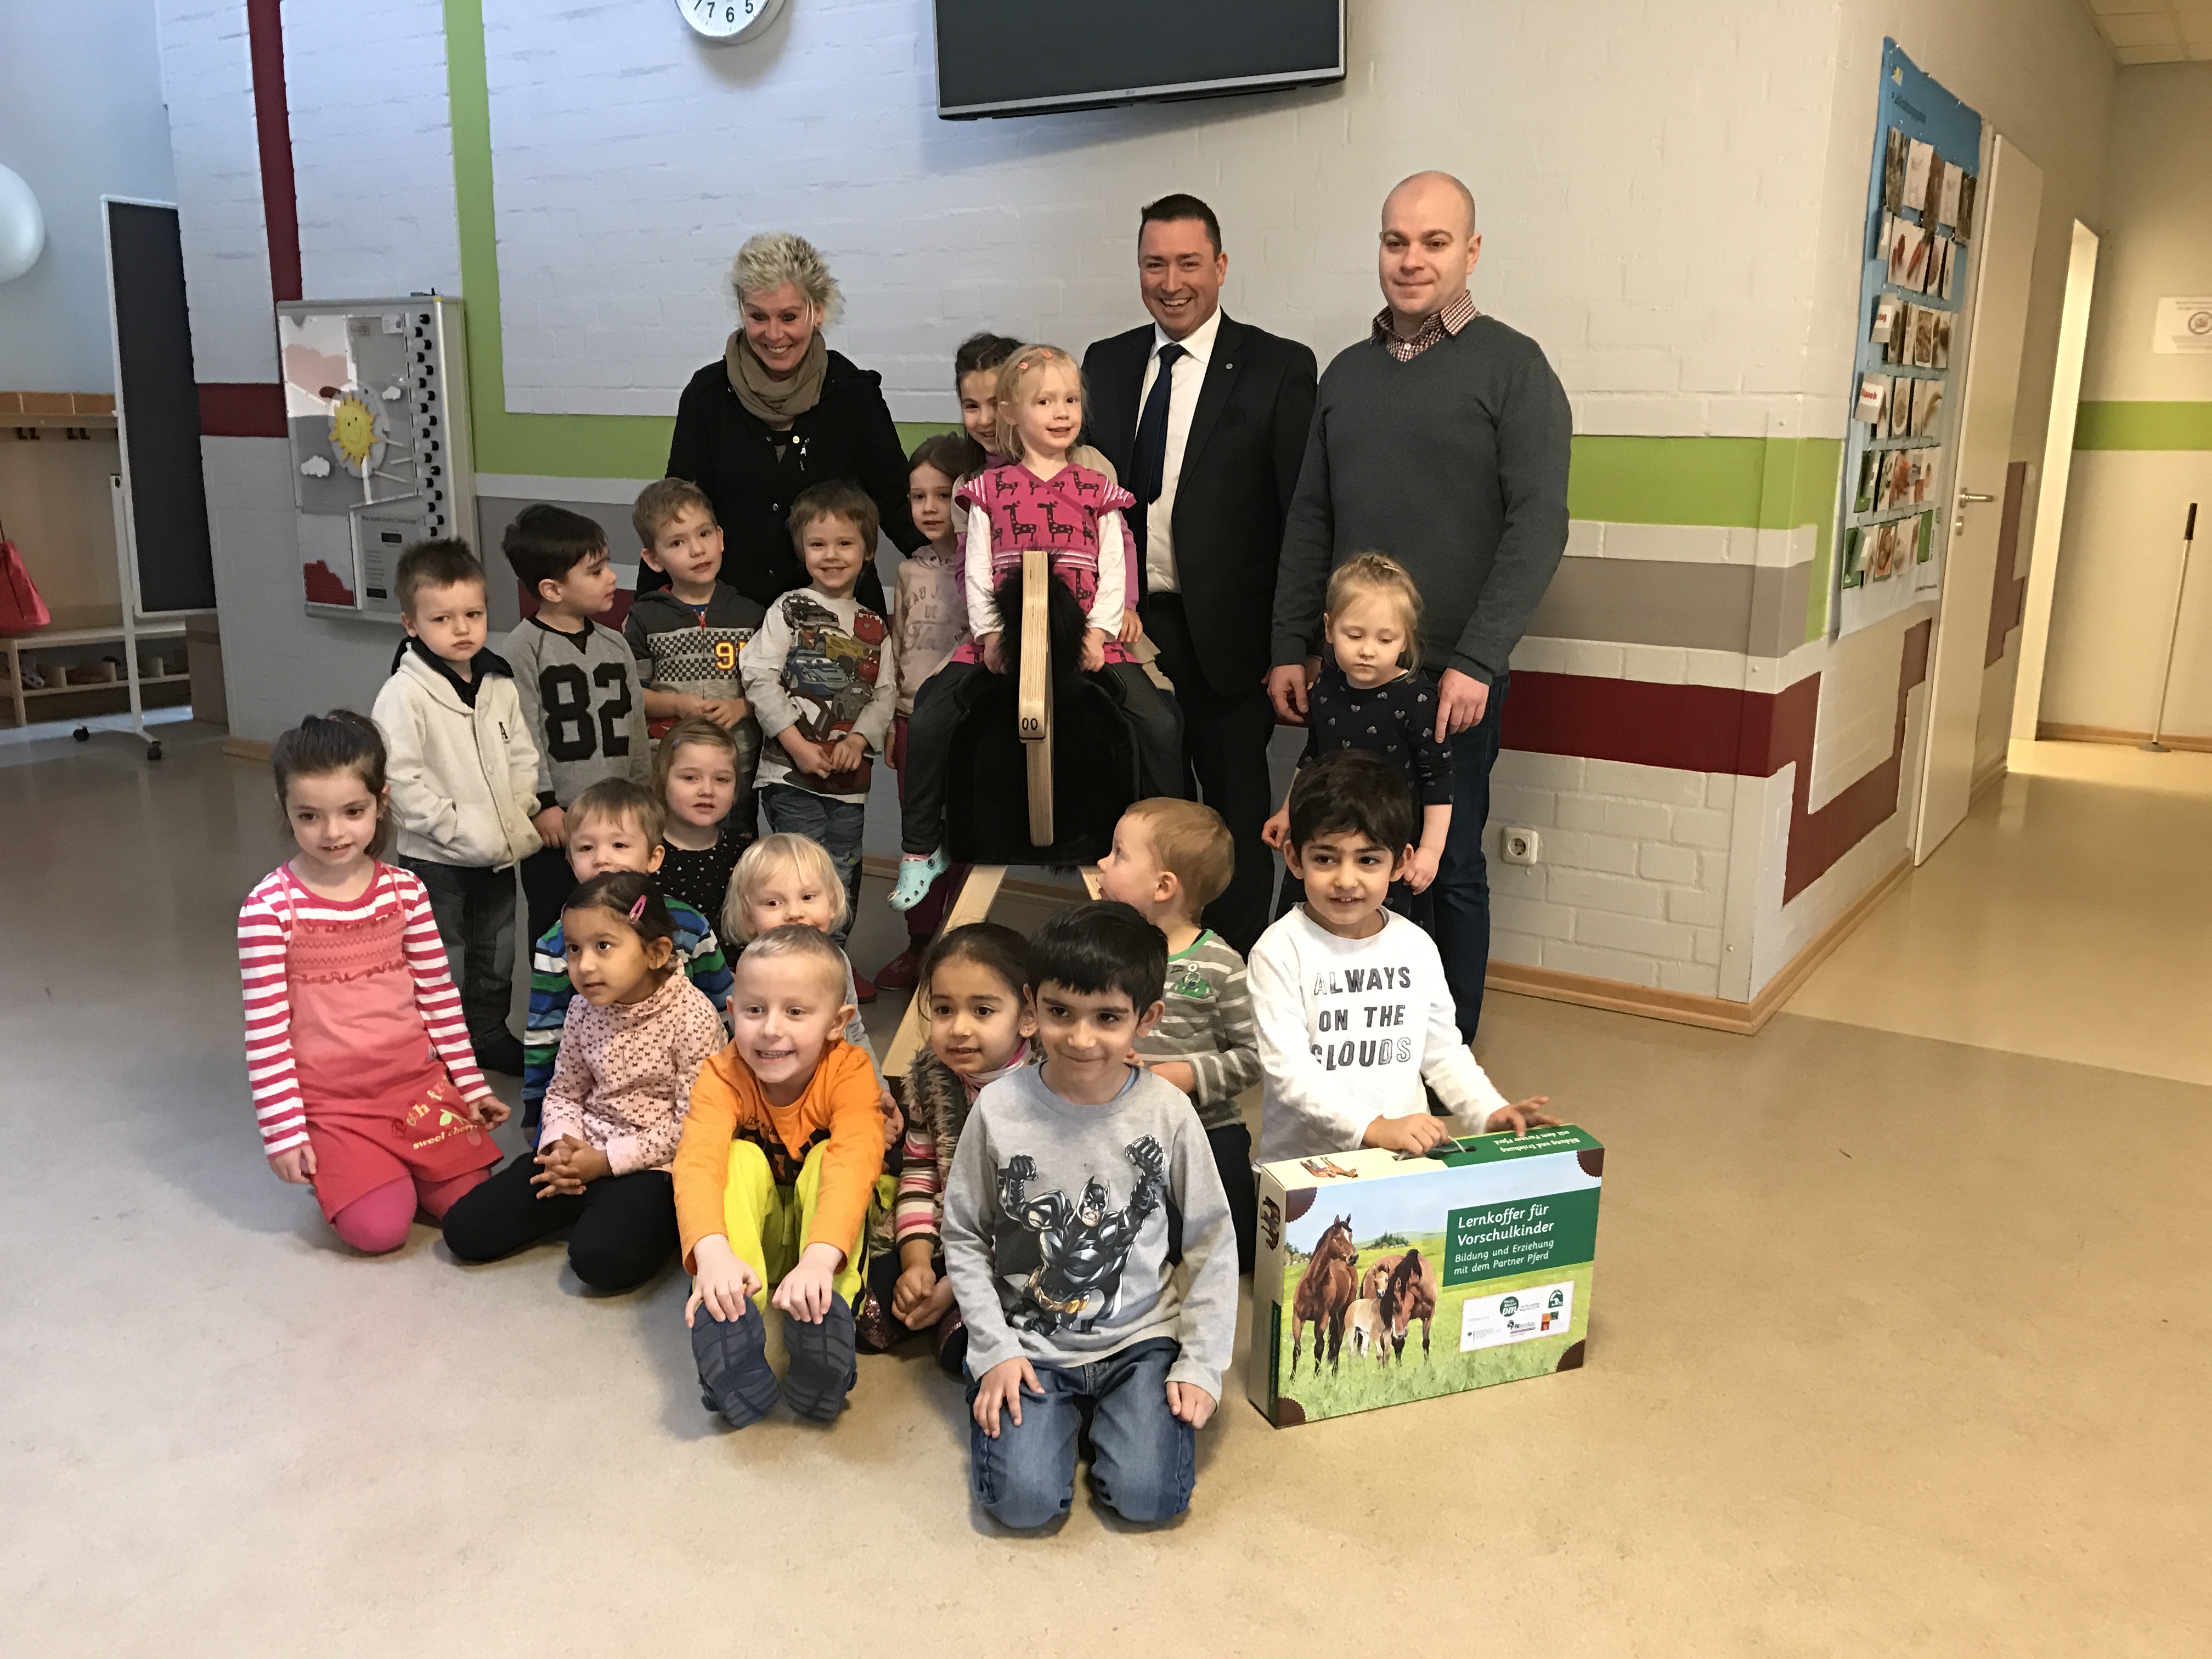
(1248, 907, 1510, 1164)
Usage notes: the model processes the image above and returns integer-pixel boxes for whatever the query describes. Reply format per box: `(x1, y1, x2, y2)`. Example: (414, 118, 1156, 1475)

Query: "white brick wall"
(156, 0, 276, 381)
(284, 0, 462, 300)
(1486, 754, 1741, 997)
(479, 0, 1846, 427)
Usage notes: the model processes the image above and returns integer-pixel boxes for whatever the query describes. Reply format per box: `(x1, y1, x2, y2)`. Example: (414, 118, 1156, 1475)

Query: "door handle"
(1957, 491, 1995, 504)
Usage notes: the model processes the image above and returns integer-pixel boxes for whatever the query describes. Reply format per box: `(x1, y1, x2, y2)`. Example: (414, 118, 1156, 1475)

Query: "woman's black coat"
(662, 348, 923, 612)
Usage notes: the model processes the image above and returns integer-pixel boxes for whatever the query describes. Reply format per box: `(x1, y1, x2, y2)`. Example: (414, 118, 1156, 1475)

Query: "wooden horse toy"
(883, 550, 1143, 1080)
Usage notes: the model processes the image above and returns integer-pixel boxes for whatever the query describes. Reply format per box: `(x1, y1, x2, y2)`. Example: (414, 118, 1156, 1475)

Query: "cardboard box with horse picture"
(1246, 1126, 1604, 1426)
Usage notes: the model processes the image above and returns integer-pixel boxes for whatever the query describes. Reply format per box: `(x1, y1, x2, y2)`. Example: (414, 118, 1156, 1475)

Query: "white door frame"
(2010, 221, 2101, 743)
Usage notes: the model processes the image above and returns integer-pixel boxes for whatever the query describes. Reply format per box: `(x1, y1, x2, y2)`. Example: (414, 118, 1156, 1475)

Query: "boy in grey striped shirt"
(1094, 799, 1263, 1271)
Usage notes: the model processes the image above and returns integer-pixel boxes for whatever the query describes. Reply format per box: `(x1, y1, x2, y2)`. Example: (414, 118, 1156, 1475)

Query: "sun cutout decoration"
(327, 388, 387, 477)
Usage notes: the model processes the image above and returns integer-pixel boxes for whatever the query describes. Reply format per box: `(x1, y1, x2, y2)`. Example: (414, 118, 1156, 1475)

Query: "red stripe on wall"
(1501, 622, 1936, 905)
(245, 0, 300, 303)
(197, 383, 287, 438)
(1500, 673, 1759, 775)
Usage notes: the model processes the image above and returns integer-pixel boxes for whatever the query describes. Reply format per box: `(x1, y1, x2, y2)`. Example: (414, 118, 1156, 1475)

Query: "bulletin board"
(1833, 42, 1984, 639)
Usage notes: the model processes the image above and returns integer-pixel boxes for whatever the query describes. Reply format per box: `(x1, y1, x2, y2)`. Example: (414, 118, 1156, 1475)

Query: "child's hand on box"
(1363, 1112, 1454, 1155)
(1480, 1096, 1558, 1137)
(685, 1234, 762, 1326)
(771, 1242, 844, 1324)
(1166, 1380, 1216, 1428)
(973, 1356, 1043, 1437)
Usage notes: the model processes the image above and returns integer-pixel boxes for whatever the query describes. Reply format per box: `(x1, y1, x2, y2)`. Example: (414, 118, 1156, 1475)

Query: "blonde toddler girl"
(890, 343, 1182, 909)
(654, 717, 748, 922)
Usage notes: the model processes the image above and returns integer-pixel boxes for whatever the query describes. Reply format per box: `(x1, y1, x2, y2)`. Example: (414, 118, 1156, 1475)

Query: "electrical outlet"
(1499, 826, 1541, 866)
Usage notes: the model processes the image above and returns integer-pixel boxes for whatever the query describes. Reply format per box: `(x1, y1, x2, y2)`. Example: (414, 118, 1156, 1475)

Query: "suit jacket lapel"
(1178, 314, 1245, 478)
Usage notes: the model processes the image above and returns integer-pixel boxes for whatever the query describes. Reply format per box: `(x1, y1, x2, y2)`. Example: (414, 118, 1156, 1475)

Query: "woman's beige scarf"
(725, 328, 826, 428)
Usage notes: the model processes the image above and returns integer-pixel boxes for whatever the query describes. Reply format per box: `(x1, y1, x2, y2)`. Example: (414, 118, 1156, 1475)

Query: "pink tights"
(329, 1169, 487, 1255)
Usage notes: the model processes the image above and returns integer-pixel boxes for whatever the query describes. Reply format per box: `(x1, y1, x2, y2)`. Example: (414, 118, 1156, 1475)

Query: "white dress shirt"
(1136, 305, 1223, 596)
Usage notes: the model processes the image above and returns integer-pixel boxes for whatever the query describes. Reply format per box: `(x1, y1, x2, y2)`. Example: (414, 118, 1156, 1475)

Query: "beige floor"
(4, 725, 2207, 1656)
(1787, 740, 2212, 1085)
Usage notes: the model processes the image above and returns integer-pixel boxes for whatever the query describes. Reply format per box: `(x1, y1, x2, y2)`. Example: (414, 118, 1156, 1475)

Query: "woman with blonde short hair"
(663, 231, 923, 611)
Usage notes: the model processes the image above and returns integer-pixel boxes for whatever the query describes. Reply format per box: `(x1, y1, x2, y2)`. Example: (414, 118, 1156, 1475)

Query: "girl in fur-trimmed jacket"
(853, 923, 1035, 1373)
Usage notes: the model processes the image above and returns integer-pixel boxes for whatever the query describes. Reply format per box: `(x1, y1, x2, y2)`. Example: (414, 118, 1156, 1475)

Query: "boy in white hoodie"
(371, 539, 543, 1075)
(1248, 748, 1553, 1164)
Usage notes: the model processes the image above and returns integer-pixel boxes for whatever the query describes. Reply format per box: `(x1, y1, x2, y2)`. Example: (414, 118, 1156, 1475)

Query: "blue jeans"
(1432, 670, 1509, 1041)
(967, 1338, 1194, 1528)
(758, 784, 864, 947)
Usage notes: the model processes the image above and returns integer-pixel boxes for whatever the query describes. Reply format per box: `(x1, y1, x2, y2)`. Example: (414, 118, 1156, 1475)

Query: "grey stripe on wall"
(1525, 558, 1814, 657)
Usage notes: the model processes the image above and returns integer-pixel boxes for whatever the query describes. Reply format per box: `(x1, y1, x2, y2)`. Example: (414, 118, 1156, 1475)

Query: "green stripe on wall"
(441, 0, 1840, 638)
(2074, 401, 2212, 450)
(1564, 436, 1841, 531)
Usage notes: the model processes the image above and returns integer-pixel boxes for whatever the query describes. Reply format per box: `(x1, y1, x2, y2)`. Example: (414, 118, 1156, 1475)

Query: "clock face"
(676, 0, 785, 41)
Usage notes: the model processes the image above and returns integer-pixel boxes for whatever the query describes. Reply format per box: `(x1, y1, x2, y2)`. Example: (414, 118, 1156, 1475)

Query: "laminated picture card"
(1246, 1125, 1604, 1427)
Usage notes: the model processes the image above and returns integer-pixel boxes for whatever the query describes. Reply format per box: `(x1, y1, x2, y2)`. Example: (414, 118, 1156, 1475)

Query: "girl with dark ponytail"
(236, 710, 505, 1255)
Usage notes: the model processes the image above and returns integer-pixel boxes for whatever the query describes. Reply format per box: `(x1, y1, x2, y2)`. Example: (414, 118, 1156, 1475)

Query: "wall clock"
(676, 0, 787, 42)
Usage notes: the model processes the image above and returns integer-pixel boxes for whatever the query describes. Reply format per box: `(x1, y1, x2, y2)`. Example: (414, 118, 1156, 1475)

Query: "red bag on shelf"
(0, 532, 53, 635)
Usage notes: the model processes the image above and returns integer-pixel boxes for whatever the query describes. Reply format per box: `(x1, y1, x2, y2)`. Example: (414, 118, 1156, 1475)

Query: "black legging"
(899, 659, 1184, 854)
(441, 1154, 677, 1292)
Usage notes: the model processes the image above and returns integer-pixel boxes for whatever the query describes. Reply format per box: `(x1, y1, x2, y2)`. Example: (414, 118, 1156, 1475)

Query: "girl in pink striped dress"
(238, 712, 505, 1254)
(890, 343, 1183, 908)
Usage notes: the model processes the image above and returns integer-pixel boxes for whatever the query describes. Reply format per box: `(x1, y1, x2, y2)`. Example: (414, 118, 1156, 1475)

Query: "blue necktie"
(1128, 341, 1186, 571)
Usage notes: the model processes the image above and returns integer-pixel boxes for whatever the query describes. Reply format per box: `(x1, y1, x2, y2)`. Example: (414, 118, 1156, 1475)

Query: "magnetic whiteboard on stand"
(103, 196, 217, 616)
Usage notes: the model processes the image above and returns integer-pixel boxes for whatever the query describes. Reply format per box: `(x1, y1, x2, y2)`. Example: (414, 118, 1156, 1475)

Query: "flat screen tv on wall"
(934, 0, 1346, 119)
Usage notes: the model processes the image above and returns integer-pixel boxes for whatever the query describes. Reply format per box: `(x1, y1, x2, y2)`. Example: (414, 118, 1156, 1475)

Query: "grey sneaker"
(691, 1305, 778, 1429)
(780, 1296, 858, 1422)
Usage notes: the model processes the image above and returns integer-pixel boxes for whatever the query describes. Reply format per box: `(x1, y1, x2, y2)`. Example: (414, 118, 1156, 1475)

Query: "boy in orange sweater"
(676, 925, 885, 1426)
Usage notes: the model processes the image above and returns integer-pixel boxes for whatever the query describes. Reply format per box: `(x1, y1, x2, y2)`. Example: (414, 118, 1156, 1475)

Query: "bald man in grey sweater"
(1269, 171, 1573, 1042)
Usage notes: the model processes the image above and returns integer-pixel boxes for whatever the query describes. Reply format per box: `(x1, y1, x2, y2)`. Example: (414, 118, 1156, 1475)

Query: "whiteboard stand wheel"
(72, 726, 89, 742)
(146, 740, 162, 761)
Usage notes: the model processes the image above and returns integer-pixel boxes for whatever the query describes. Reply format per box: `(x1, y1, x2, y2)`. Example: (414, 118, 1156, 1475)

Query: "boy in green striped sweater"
(521, 778, 732, 1132)
(1094, 799, 1263, 1272)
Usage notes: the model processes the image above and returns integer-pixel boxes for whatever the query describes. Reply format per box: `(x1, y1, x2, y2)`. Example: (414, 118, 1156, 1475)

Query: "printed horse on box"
(1363, 1248, 1440, 1363)
(1290, 1215, 1358, 1376)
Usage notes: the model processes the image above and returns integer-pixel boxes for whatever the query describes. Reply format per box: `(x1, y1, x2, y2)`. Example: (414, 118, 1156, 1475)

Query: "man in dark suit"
(1082, 194, 1318, 954)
